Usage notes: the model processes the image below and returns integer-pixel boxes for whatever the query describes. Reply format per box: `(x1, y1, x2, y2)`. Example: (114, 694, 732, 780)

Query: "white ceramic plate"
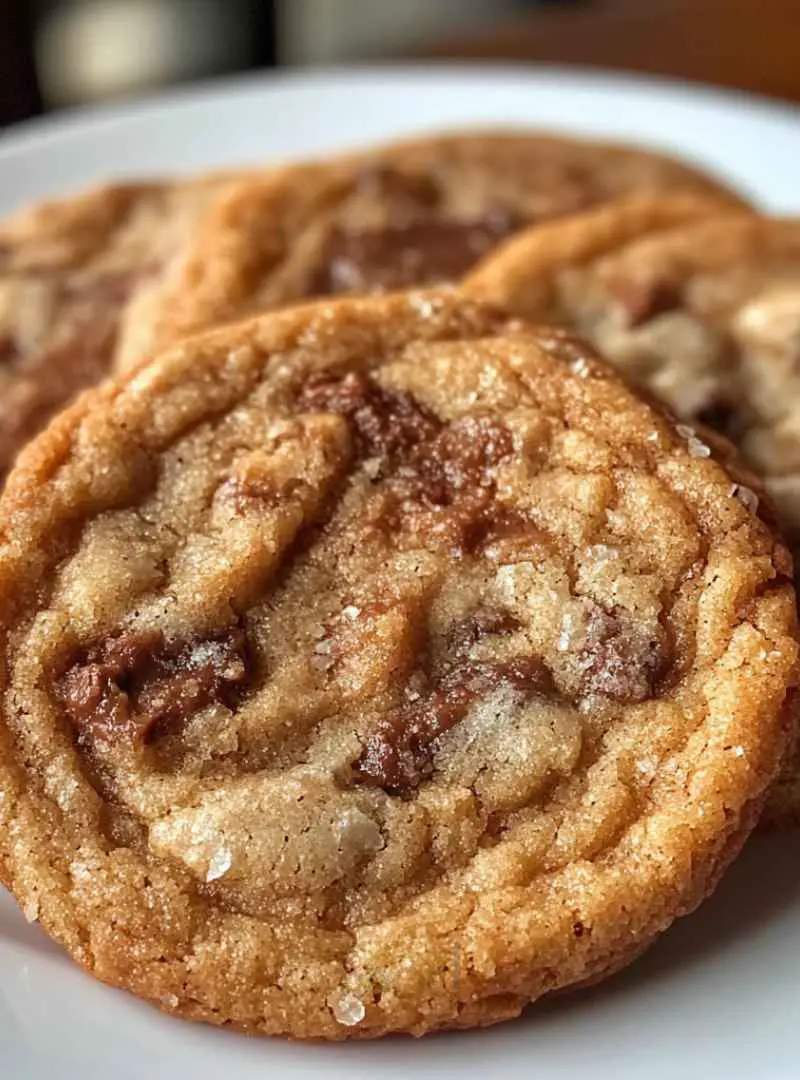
(1, 66, 799, 1080)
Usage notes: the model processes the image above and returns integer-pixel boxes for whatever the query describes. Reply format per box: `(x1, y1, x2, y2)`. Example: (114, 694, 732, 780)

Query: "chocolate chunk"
(299, 371, 440, 458)
(366, 489, 496, 556)
(58, 627, 250, 747)
(312, 213, 519, 296)
(354, 605, 551, 795)
(413, 417, 514, 506)
(300, 373, 515, 555)
(299, 374, 511, 488)
(580, 608, 667, 703)
(387, 417, 515, 554)
(609, 277, 683, 328)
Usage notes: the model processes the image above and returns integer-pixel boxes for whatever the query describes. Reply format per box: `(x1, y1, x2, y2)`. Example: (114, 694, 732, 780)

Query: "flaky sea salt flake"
(730, 483, 759, 515)
(206, 848, 233, 882)
(331, 992, 366, 1027)
(570, 356, 591, 378)
(557, 614, 575, 653)
(22, 897, 39, 923)
(687, 435, 711, 458)
(266, 419, 294, 442)
(494, 564, 519, 603)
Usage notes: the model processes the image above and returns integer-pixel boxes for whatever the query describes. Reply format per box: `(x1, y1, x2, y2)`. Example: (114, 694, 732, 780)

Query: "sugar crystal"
(570, 357, 590, 378)
(206, 848, 233, 882)
(331, 992, 366, 1026)
(687, 435, 711, 458)
(22, 898, 39, 923)
(730, 484, 759, 515)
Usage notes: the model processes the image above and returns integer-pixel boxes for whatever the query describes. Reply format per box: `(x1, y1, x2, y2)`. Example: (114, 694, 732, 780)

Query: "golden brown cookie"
(0, 176, 236, 482)
(466, 210, 800, 821)
(134, 130, 747, 359)
(0, 291, 795, 1039)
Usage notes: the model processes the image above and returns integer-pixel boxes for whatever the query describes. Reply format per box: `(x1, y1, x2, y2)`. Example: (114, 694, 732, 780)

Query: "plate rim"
(1, 61, 798, 162)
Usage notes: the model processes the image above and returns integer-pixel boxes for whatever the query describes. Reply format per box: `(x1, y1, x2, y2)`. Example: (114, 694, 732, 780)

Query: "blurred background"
(2, 0, 798, 128)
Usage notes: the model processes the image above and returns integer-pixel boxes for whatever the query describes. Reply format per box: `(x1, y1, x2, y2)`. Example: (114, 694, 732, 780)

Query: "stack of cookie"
(0, 131, 797, 1040)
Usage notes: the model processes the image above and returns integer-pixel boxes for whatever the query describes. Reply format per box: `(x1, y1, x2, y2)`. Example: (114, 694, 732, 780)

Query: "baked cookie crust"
(0, 291, 794, 1038)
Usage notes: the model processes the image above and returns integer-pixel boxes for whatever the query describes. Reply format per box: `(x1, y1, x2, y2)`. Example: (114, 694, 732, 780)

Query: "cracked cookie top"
(0, 291, 794, 1040)
(134, 130, 744, 360)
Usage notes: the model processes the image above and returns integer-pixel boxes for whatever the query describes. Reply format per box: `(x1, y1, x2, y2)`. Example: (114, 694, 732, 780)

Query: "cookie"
(466, 210, 800, 821)
(0, 176, 235, 482)
(132, 130, 747, 359)
(0, 292, 795, 1039)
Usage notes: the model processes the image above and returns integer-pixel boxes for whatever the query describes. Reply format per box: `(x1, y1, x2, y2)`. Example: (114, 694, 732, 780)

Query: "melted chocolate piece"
(299, 371, 440, 458)
(312, 213, 519, 296)
(411, 416, 514, 507)
(383, 416, 515, 555)
(299, 372, 516, 556)
(58, 627, 250, 747)
(580, 607, 667, 703)
(354, 655, 552, 795)
(355, 607, 549, 794)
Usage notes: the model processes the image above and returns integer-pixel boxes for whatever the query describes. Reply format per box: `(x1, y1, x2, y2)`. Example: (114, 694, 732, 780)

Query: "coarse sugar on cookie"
(133, 130, 746, 360)
(467, 210, 800, 821)
(0, 291, 795, 1039)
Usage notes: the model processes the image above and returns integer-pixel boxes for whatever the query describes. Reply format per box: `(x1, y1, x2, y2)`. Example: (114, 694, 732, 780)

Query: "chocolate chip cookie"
(0, 292, 794, 1039)
(0, 176, 235, 482)
(466, 209, 800, 821)
(133, 131, 746, 359)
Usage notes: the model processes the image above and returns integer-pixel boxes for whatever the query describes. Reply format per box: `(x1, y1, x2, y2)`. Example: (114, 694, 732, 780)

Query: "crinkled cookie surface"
(0, 291, 795, 1039)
